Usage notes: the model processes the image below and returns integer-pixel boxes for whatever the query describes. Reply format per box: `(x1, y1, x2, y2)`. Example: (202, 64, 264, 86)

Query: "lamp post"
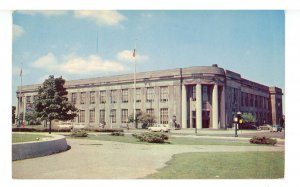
(233, 111, 242, 137)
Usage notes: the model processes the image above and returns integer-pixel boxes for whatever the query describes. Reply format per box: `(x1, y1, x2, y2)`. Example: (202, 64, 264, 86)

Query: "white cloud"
(13, 24, 24, 40)
(31, 53, 125, 75)
(73, 10, 126, 26)
(117, 50, 149, 62)
(16, 10, 67, 17)
(31, 53, 58, 71)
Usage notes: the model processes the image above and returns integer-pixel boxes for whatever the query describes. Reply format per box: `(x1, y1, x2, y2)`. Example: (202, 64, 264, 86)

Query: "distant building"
(16, 65, 283, 129)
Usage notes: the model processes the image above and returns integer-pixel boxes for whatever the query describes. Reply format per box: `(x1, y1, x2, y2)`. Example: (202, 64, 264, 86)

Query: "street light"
(233, 111, 242, 137)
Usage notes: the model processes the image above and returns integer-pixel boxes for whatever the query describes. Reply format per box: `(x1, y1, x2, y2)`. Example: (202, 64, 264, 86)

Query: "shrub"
(71, 129, 88, 137)
(94, 128, 124, 133)
(132, 132, 169, 143)
(111, 132, 124, 136)
(12, 127, 71, 132)
(249, 136, 277, 145)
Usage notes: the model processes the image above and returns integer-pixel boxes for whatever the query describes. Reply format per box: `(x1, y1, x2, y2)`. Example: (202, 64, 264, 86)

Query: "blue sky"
(12, 10, 285, 109)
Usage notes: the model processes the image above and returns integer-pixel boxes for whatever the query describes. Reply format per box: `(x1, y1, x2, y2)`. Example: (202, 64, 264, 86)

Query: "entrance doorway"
(202, 111, 210, 128)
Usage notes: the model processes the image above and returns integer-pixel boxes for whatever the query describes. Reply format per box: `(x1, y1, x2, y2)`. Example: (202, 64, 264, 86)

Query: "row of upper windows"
(76, 108, 169, 124)
(241, 92, 269, 109)
(71, 87, 169, 105)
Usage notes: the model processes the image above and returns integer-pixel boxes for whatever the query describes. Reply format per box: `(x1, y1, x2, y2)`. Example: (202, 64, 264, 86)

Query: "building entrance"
(202, 111, 210, 128)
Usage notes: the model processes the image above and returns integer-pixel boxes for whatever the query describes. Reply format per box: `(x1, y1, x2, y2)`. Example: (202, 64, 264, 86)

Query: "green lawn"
(145, 151, 284, 179)
(73, 134, 256, 146)
(12, 133, 52, 143)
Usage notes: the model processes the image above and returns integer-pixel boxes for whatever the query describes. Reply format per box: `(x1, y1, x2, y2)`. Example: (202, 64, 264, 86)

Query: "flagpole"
(19, 62, 23, 127)
(133, 41, 137, 128)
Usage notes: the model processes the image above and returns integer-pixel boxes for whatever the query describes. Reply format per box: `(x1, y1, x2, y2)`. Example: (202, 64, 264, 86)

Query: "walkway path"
(12, 138, 284, 179)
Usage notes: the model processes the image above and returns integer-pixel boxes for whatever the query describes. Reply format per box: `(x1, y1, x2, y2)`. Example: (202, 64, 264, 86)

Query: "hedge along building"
(15, 64, 283, 129)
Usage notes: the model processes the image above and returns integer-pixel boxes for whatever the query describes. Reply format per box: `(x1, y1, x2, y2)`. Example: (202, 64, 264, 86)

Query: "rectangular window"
(99, 110, 105, 123)
(192, 86, 196, 101)
(146, 87, 154, 102)
(71, 93, 77, 104)
(146, 108, 154, 117)
(122, 89, 129, 103)
(160, 86, 169, 102)
(111, 90, 117, 103)
(26, 96, 31, 103)
(100, 91, 106, 104)
(110, 109, 116, 123)
(136, 88, 141, 103)
(33, 95, 38, 102)
(241, 92, 244, 107)
(121, 109, 128, 123)
(89, 110, 95, 123)
(160, 108, 168, 124)
(245, 93, 249, 107)
(136, 109, 141, 115)
(79, 110, 85, 123)
(90, 91, 95, 104)
(80, 92, 86, 104)
(250, 94, 253, 107)
(202, 85, 208, 102)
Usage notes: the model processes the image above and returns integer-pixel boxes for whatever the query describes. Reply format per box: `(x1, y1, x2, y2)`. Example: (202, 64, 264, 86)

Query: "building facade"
(15, 65, 283, 129)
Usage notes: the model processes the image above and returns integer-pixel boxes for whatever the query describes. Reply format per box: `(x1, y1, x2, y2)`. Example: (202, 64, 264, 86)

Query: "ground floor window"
(160, 108, 168, 124)
(79, 110, 85, 123)
(110, 109, 116, 123)
(89, 110, 95, 123)
(99, 110, 105, 123)
(121, 109, 128, 123)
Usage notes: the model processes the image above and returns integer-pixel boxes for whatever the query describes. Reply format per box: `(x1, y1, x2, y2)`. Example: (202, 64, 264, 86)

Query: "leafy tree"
(12, 106, 16, 124)
(128, 111, 156, 129)
(25, 111, 41, 125)
(241, 113, 256, 123)
(34, 75, 78, 134)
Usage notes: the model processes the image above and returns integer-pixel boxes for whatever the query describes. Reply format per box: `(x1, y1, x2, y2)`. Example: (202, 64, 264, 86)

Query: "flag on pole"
(133, 49, 136, 58)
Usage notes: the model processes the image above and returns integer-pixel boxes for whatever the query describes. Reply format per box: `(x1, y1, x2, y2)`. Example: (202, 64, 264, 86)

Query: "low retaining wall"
(12, 133, 69, 161)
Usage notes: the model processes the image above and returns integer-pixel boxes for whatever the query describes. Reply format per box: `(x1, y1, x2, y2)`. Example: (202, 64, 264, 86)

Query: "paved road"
(12, 138, 284, 179)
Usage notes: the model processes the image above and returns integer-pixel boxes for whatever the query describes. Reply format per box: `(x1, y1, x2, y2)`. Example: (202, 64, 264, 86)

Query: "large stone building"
(16, 65, 283, 129)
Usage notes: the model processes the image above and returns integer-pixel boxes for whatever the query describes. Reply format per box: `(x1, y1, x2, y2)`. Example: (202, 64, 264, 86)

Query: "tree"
(34, 75, 78, 134)
(12, 106, 16, 125)
(128, 111, 156, 129)
(241, 113, 256, 123)
(25, 111, 41, 125)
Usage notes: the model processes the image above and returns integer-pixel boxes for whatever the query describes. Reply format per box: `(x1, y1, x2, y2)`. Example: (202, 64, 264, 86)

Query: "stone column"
(212, 84, 219, 129)
(220, 86, 226, 128)
(181, 84, 187, 128)
(196, 83, 202, 129)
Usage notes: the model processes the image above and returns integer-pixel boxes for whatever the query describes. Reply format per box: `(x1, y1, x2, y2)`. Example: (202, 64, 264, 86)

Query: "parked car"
(148, 124, 170, 132)
(271, 124, 283, 132)
(258, 125, 273, 130)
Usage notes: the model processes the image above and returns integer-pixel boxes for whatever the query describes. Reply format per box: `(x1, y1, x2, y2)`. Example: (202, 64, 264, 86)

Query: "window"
(202, 85, 208, 102)
(33, 95, 38, 102)
(80, 92, 86, 104)
(254, 95, 257, 108)
(136, 109, 141, 115)
(90, 91, 95, 104)
(110, 109, 116, 123)
(146, 87, 154, 102)
(146, 108, 154, 117)
(160, 86, 169, 102)
(89, 110, 95, 123)
(250, 94, 253, 107)
(26, 96, 31, 103)
(136, 88, 141, 103)
(79, 110, 85, 123)
(71, 93, 77, 104)
(122, 89, 128, 103)
(111, 90, 117, 103)
(192, 86, 196, 101)
(121, 109, 128, 123)
(100, 91, 106, 104)
(241, 92, 244, 107)
(99, 110, 105, 123)
(160, 108, 168, 124)
(245, 93, 249, 107)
